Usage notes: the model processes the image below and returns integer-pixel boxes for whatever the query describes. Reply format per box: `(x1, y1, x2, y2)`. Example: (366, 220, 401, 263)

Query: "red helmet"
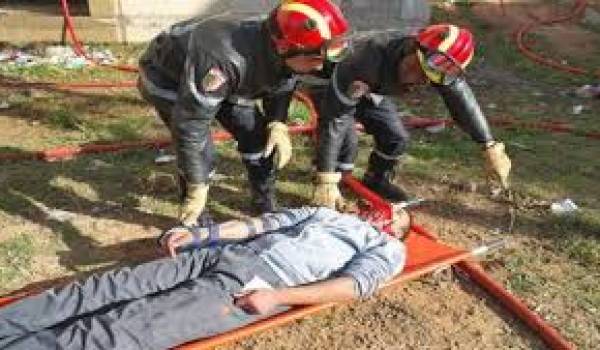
(416, 24, 475, 84)
(269, 0, 349, 60)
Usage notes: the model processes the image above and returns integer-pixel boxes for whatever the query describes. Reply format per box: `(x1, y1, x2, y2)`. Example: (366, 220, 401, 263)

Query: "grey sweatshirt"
(245, 207, 406, 298)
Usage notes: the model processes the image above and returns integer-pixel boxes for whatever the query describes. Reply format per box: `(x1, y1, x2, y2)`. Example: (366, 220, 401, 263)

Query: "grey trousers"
(0, 245, 285, 350)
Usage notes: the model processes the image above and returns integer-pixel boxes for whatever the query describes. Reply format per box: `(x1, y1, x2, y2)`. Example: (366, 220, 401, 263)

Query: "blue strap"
(207, 223, 220, 247)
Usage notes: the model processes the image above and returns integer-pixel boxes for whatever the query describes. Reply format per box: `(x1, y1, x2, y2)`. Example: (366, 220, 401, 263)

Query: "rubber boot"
(244, 157, 278, 214)
(362, 152, 408, 202)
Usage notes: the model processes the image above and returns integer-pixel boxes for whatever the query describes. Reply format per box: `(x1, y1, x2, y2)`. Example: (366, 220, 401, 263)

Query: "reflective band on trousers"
(374, 149, 402, 161)
(227, 96, 256, 107)
(337, 163, 355, 171)
(241, 151, 265, 161)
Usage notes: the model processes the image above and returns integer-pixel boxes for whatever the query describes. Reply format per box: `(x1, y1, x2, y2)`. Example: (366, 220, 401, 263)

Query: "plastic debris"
(0, 46, 116, 68)
(425, 123, 446, 134)
(487, 103, 497, 109)
(572, 105, 584, 115)
(0, 50, 12, 62)
(0, 101, 10, 110)
(550, 198, 579, 215)
(45, 45, 74, 59)
(575, 84, 600, 99)
(154, 150, 177, 165)
(13, 52, 38, 66)
(64, 56, 87, 69)
(46, 208, 77, 222)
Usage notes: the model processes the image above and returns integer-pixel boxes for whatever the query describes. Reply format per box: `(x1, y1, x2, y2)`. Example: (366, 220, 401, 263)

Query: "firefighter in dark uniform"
(312, 24, 512, 208)
(137, 0, 349, 225)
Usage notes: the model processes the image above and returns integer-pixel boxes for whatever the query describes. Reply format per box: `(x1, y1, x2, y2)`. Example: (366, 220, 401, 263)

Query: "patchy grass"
(0, 235, 35, 288)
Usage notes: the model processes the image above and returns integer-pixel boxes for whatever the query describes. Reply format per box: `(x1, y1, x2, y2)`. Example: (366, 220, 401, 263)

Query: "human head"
(268, 0, 349, 73)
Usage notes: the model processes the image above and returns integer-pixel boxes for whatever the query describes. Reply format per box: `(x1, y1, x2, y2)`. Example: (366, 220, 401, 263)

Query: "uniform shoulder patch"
(347, 80, 370, 99)
(201, 67, 228, 92)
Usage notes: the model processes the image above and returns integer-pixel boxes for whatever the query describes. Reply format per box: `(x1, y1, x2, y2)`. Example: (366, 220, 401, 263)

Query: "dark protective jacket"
(316, 35, 494, 172)
(139, 15, 297, 184)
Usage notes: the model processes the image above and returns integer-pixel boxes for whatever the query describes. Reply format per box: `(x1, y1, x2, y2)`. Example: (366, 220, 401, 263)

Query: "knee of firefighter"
(376, 131, 409, 156)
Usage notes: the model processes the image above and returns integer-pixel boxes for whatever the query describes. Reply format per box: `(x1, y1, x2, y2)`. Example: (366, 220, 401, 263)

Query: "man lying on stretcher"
(0, 207, 410, 350)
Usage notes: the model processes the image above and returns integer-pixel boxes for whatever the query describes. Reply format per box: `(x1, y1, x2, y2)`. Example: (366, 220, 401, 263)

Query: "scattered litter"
(425, 123, 446, 134)
(0, 46, 116, 69)
(507, 141, 532, 151)
(550, 198, 579, 215)
(13, 52, 38, 66)
(0, 51, 11, 62)
(154, 150, 177, 165)
(0, 101, 10, 110)
(489, 187, 503, 197)
(64, 56, 87, 69)
(575, 84, 600, 99)
(486, 103, 497, 109)
(571, 105, 584, 115)
(46, 208, 77, 222)
(44, 45, 74, 59)
(89, 49, 116, 65)
(87, 159, 112, 171)
(532, 91, 544, 97)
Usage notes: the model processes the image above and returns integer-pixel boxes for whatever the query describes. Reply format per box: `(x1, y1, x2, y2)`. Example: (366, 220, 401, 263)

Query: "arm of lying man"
(161, 207, 320, 257)
(234, 277, 357, 314)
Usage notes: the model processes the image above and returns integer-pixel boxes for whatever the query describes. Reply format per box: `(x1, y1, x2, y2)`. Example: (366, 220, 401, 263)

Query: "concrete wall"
(88, 0, 274, 42)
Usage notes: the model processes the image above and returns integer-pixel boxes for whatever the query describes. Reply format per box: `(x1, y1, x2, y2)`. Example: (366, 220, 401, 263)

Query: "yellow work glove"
(484, 141, 511, 190)
(263, 121, 292, 169)
(312, 172, 344, 210)
(179, 183, 209, 227)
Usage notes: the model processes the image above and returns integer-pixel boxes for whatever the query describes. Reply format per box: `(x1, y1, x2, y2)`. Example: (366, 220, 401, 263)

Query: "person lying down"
(0, 207, 410, 350)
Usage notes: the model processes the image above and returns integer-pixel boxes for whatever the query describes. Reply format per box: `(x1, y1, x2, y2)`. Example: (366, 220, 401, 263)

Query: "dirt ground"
(1, 2, 599, 350)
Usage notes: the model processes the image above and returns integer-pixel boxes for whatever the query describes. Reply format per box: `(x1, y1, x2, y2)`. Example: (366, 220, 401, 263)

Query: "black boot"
(362, 152, 408, 202)
(244, 157, 278, 214)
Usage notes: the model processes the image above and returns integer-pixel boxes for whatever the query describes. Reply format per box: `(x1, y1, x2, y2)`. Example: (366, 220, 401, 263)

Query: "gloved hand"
(263, 121, 292, 169)
(179, 183, 210, 227)
(483, 141, 511, 189)
(312, 172, 344, 209)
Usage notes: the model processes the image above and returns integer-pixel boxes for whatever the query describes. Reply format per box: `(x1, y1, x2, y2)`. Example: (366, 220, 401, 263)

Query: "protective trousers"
(0, 245, 285, 350)
(139, 81, 277, 211)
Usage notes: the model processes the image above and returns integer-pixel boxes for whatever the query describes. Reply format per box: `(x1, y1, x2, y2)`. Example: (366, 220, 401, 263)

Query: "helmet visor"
(418, 47, 464, 85)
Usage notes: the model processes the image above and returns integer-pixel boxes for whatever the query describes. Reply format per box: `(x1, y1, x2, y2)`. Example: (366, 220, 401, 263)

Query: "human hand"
(234, 289, 280, 315)
(263, 122, 292, 169)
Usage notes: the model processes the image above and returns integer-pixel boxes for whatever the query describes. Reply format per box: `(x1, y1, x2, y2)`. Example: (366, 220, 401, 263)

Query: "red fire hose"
(515, 0, 600, 78)
(59, 0, 138, 73)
